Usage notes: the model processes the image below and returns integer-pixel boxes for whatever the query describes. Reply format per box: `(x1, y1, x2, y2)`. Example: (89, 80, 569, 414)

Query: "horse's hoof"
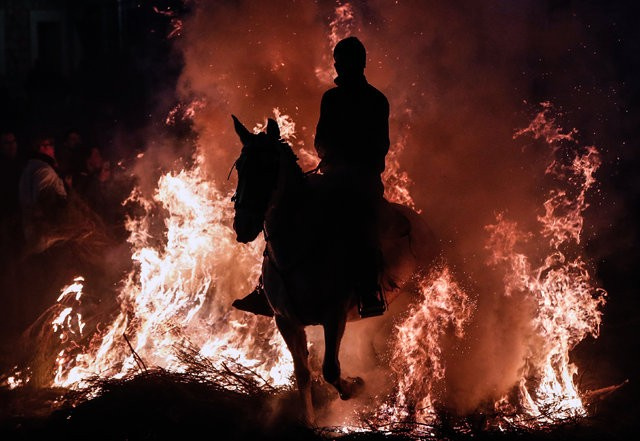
(338, 376, 365, 400)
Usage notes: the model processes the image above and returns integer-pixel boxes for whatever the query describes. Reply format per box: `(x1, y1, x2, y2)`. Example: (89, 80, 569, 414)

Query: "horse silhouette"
(230, 115, 441, 424)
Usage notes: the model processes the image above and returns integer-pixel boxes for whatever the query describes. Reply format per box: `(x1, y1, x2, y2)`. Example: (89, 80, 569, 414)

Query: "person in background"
(74, 145, 105, 198)
(56, 128, 84, 189)
(18, 135, 68, 255)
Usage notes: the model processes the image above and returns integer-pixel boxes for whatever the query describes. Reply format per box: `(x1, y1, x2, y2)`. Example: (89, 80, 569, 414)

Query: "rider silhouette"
(314, 36, 389, 317)
(233, 36, 389, 318)
(315, 36, 389, 192)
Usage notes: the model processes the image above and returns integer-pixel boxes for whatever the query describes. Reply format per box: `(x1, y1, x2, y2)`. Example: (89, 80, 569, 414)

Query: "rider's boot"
(232, 280, 274, 317)
(356, 249, 387, 318)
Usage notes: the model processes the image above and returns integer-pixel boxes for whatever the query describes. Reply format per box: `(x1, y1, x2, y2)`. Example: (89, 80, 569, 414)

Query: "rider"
(233, 36, 389, 318)
(314, 36, 389, 317)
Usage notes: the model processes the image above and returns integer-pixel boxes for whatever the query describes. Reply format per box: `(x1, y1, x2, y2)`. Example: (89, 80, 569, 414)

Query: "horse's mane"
(276, 138, 306, 181)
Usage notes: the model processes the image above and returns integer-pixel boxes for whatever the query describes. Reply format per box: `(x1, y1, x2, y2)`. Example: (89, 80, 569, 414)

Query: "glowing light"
(484, 103, 606, 425)
(382, 266, 473, 424)
(47, 152, 293, 390)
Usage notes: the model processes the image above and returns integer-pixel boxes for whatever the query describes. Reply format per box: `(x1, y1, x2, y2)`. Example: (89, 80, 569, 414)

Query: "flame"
(48, 153, 293, 390)
(1, 367, 31, 390)
(315, 1, 355, 84)
(380, 266, 473, 425)
(4, 0, 608, 433)
(383, 131, 418, 210)
(166, 98, 207, 126)
(11, 68, 604, 439)
(482, 103, 606, 424)
(370, 103, 606, 432)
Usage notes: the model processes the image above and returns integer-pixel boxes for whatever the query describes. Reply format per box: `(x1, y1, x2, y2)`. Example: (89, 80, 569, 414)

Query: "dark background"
(0, 0, 185, 157)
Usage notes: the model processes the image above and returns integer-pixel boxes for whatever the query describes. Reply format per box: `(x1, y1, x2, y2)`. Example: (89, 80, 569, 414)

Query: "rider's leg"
(354, 190, 386, 318)
(355, 246, 386, 318)
(232, 275, 274, 317)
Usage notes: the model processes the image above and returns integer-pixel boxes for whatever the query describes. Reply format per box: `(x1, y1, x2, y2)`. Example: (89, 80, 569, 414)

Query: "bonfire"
(0, 2, 633, 440)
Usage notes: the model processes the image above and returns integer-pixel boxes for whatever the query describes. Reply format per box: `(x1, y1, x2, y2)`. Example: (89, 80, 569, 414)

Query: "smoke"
(173, 0, 621, 419)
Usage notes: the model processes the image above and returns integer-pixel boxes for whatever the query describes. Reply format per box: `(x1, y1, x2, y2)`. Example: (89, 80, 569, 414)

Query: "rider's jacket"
(314, 73, 390, 187)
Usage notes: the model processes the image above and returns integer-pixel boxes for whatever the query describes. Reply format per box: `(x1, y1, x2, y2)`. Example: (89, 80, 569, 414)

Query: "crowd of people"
(0, 126, 134, 343)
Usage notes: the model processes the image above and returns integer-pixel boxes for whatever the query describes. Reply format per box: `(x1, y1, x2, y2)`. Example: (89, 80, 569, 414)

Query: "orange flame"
(381, 266, 473, 424)
(315, 1, 355, 84)
(49, 154, 293, 390)
(485, 103, 606, 424)
(5, 0, 607, 433)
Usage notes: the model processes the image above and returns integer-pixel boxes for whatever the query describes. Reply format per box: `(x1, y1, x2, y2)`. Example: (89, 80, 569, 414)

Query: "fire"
(383, 131, 419, 210)
(484, 103, 606, 425)
(380, 266, 474, 425)
(370, 102, 606, 432)
(47, 153, 293, 390)
(315, 2, 355, 84)
(1, 0, 609, 435)
(2, 103, 606, 435)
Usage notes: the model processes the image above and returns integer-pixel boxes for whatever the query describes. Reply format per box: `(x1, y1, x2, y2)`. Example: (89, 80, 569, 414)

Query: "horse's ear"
(266, 118, 280, 140)
(232, 114, 252, 144)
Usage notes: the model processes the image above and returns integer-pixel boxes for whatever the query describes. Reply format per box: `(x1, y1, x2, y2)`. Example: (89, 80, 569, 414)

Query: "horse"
(230, 115, 441, 424)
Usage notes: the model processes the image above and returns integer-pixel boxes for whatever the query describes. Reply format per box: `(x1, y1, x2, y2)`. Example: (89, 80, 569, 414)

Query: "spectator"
(74, 145, 105, 197)
(75, 145, 130, 239)
(18, 135, 68, 255)
(56, 128, 85, 188)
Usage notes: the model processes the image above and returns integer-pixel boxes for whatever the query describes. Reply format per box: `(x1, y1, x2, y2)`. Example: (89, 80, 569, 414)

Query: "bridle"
(230, 139, 281, 219)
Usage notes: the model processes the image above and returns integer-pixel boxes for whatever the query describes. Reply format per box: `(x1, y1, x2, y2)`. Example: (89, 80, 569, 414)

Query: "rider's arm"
(314, 91, 333, 161)
(372, 93, 390, 173)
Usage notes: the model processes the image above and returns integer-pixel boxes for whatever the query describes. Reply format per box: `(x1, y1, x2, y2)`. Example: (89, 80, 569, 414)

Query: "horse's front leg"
(322, 314, 365, 400)
(274, 315, 314, 425)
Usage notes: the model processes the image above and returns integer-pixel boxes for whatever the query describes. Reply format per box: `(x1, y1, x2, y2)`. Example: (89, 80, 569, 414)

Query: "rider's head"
(333, 36, 366, 78)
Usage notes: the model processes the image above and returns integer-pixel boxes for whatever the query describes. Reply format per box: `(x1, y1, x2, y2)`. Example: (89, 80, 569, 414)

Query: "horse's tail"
(378, 202, 442, 303)
(389, 203, 442, 269)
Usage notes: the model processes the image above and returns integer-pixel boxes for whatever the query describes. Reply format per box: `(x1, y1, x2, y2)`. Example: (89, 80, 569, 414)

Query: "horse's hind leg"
(322, 315, 364, 400)
(274, 315, 314, 425)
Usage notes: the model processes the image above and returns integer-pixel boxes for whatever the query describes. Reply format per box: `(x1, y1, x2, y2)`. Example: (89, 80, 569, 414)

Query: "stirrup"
(232, 284, 274, 317)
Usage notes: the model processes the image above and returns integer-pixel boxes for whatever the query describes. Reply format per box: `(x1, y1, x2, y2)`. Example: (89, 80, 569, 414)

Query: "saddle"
(232, 199, 413, 318)
(378, 200, 411, 241)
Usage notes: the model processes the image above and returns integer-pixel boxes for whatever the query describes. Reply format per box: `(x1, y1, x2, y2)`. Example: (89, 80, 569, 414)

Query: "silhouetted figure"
(74, 145, 104, 198)
(234, 36, 389, 318)
(18, 135, 68, 256)
(74, 145, 124, 234)
(56, 128, 85, 188)
(314, 36, 389, 317)
(315, 36, 390, 193)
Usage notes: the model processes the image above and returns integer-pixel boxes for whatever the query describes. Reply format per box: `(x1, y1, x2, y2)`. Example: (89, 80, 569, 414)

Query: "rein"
(262, 143, 312, 276)
(304, 165, 321, 176)
(232, 136, 313, 276)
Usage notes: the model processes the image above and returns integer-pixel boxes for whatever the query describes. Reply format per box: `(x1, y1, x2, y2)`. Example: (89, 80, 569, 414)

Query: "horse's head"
(231, 115, 282, 243)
